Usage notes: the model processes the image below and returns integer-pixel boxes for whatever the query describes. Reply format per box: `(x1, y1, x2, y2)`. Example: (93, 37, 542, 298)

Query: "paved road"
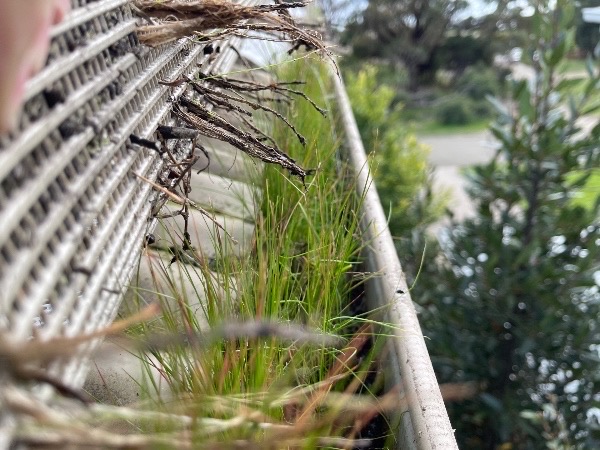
(420, 131, 497, 227)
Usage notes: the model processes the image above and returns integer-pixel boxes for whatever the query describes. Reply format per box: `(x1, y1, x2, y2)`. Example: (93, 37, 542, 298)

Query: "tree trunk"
(406, 60, 437, 92)
(407, 64, 420, 92)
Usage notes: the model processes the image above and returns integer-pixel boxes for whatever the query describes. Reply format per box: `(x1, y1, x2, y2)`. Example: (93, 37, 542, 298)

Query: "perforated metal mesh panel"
(0, 0, 252, 388)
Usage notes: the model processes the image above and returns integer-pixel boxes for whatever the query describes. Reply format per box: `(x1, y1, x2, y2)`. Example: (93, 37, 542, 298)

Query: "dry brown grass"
(132, 1, 336, 183)
(134, 0, 331, 65)
(5, 323, 394, 450)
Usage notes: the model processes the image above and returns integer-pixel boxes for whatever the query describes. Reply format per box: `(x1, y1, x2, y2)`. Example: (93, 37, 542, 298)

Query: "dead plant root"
(133, 0, 329, 63)
(133, 0, 334, 183)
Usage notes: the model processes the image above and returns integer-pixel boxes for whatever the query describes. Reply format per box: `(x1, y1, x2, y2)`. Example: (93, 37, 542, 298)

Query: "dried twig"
(197, 72, 328, 117)
(189, 78, 308, 146)
(133, 0, 336, 73)
(134, 171, 239, 244)
(135, 319, 344, 353)
(172, 101, 309, 182)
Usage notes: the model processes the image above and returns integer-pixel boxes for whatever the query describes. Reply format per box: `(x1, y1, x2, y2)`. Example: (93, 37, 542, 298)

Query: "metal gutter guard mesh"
(0, 0, 249, 387)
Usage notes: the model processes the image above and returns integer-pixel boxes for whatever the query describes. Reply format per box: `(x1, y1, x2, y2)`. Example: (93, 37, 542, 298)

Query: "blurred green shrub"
(433, 65, 503, 126)
(456, 65, 501, 100)
(413, 2, 600, 446)
(344, 65, 444, 235)
(435, 95, 475, 125)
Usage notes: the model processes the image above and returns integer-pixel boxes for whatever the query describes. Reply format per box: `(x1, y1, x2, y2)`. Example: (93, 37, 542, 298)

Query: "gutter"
(331, 71, 459, 450)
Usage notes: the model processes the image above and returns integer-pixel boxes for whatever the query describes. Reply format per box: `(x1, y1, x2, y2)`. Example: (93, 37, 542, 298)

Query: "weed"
(114, 57, 387, 448)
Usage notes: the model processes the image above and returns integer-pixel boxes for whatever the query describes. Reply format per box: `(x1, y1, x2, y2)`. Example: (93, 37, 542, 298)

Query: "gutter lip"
(330, 69, 459, 450)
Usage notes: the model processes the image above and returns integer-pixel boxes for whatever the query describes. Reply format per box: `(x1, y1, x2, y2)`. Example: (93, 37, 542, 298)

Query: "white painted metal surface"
(0, 0, 248, 381)
(0, 1, 253, 445)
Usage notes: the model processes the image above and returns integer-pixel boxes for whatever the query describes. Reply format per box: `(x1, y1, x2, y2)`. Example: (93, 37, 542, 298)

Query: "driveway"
(419, 131, 497, 227)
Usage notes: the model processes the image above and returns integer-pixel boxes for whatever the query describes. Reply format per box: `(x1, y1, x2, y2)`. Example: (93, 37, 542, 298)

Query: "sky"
(339, 0, 536, 20)
(467, 0, 498, 17)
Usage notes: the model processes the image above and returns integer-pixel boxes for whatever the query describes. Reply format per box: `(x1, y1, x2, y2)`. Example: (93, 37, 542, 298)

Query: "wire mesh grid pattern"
(0, 3, 460, 448)
(0, 0, 249, 388)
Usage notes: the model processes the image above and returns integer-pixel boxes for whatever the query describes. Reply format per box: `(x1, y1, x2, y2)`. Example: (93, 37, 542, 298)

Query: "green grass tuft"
(114, 57, 393, 448)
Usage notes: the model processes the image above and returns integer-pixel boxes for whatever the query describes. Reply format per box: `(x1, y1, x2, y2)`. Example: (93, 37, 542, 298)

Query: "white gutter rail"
(331, 71, 459, 450)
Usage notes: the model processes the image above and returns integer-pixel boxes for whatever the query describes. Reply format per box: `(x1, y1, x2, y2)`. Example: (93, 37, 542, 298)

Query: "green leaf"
(565, 171, 591, 188)
(586, 56, 596, 79)
(480, 393, 504, 412)
(487, 95, 510, 119)
(556, 78, 584, 92)
(548, 36, 567, 67)
(517, 84, 534, 120)
(581, 100, 600, 116)
(520, 410, 542, 423)
(567, 95, 578, 122)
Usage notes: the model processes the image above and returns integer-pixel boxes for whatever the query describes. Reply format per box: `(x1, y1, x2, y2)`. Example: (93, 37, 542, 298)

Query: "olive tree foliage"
(412, 2, 600, 448)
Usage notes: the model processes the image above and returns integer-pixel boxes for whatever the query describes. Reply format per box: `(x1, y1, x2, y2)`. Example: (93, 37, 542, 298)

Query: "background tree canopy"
(341, 0, 527, 91)
(342, 0, 469, 90)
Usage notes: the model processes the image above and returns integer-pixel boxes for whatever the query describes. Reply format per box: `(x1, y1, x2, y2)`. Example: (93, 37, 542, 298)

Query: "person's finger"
(29, 12, 54, 74)
(52, 0, 71, 25)
(0, 2, 49, 132)
(0, 1, 68, 133)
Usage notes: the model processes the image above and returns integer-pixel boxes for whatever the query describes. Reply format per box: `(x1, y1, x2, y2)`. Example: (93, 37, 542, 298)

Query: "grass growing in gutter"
(116, 58, 391, 448)
(6, 58, 398, 449)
